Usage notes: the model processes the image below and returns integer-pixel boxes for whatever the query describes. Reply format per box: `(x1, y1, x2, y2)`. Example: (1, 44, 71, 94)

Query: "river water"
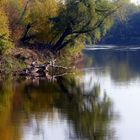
(0, 46, 140, 140)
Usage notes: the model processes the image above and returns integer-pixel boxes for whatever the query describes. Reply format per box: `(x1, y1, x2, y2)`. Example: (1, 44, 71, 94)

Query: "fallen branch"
(49, 65, 69, 69)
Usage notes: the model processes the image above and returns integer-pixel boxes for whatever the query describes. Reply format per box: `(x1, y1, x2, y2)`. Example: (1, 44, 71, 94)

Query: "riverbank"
(0, 47, 53, 75)
(0, 46, 82, 79)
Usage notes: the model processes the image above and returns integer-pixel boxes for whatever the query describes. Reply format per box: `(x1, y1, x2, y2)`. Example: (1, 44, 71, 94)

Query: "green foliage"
(24, 0, 59, 43)
(114, 0, 138, 21)
(0, 55, 26, 75)
(58, 37, 85, 65)
(18, 0, 123, 53)
(101, 3, 140, 45)
(0, 8, 13, 55)
(48, 0, 122, 50)
(0, 0, 129, 59)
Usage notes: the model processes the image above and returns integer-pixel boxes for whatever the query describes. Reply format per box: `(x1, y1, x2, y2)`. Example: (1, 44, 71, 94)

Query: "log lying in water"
(19, 61, 71, 78)
(19, 62, 49, 77)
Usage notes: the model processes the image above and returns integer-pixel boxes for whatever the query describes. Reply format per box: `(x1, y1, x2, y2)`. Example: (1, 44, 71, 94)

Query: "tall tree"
(21, 0, 124, 53)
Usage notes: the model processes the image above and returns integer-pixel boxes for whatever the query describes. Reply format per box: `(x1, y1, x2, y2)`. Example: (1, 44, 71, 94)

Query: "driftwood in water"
(19, 60, 71, 78)
(19, 62, 49, 77)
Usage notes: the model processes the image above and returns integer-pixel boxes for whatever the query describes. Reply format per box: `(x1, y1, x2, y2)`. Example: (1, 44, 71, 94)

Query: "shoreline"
(0, 46, 80, 79)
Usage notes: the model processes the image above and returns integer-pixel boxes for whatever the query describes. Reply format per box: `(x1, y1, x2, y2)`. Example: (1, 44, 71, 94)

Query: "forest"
(100, 2, 140, 45)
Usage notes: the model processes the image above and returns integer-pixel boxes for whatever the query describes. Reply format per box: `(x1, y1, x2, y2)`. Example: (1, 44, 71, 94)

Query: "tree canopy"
(21, 0, 123, 53)
(0, 0, 128, 56)
(100, 2, 140, 45)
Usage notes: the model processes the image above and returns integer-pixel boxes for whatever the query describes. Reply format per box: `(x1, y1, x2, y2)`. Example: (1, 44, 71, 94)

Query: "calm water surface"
(0, 46, 140, 140)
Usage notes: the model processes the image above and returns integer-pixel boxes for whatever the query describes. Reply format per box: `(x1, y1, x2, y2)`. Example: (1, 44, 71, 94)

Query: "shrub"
(0, 8, 13, 55)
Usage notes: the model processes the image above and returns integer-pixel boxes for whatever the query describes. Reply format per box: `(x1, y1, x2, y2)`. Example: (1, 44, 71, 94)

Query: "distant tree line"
(100, 2, 140, 45)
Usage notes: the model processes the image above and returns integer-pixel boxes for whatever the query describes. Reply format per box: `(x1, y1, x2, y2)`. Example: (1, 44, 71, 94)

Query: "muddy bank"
(0, 47, 81, 79)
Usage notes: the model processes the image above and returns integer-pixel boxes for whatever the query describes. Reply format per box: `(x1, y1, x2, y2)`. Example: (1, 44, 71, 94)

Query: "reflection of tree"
(0, 78, 20, 140)
(0, 75, 116, 140)
(84, 50, 140, 83)
(21, 76, 115, 140)
(56, 76, 115, 140)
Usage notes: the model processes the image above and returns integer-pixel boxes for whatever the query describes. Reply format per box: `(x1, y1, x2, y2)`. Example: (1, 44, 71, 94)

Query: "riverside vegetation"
(0, 0, 133, 78)
(100, 1, 140, 45)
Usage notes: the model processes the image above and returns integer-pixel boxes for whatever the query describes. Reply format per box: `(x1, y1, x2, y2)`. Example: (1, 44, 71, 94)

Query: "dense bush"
(25, 0, 59, 43)
(0, 8, 13, 55)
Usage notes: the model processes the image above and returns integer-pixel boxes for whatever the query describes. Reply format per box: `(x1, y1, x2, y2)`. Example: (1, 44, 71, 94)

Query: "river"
(0, 46, 140, 140)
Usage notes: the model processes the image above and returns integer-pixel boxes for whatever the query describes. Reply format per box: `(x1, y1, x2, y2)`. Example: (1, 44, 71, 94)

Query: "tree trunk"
(20, 23, 32, 44)
(51, 27, 71, 52)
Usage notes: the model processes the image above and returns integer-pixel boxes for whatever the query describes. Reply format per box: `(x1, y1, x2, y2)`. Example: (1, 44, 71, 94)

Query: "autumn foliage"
(0, 0, 124, 56)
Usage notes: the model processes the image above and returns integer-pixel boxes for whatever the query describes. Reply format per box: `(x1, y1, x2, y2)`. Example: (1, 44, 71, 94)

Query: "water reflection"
(83, 48, 140, 140)
(0, 75, 116, 140)
(84, 49, 140, 83)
